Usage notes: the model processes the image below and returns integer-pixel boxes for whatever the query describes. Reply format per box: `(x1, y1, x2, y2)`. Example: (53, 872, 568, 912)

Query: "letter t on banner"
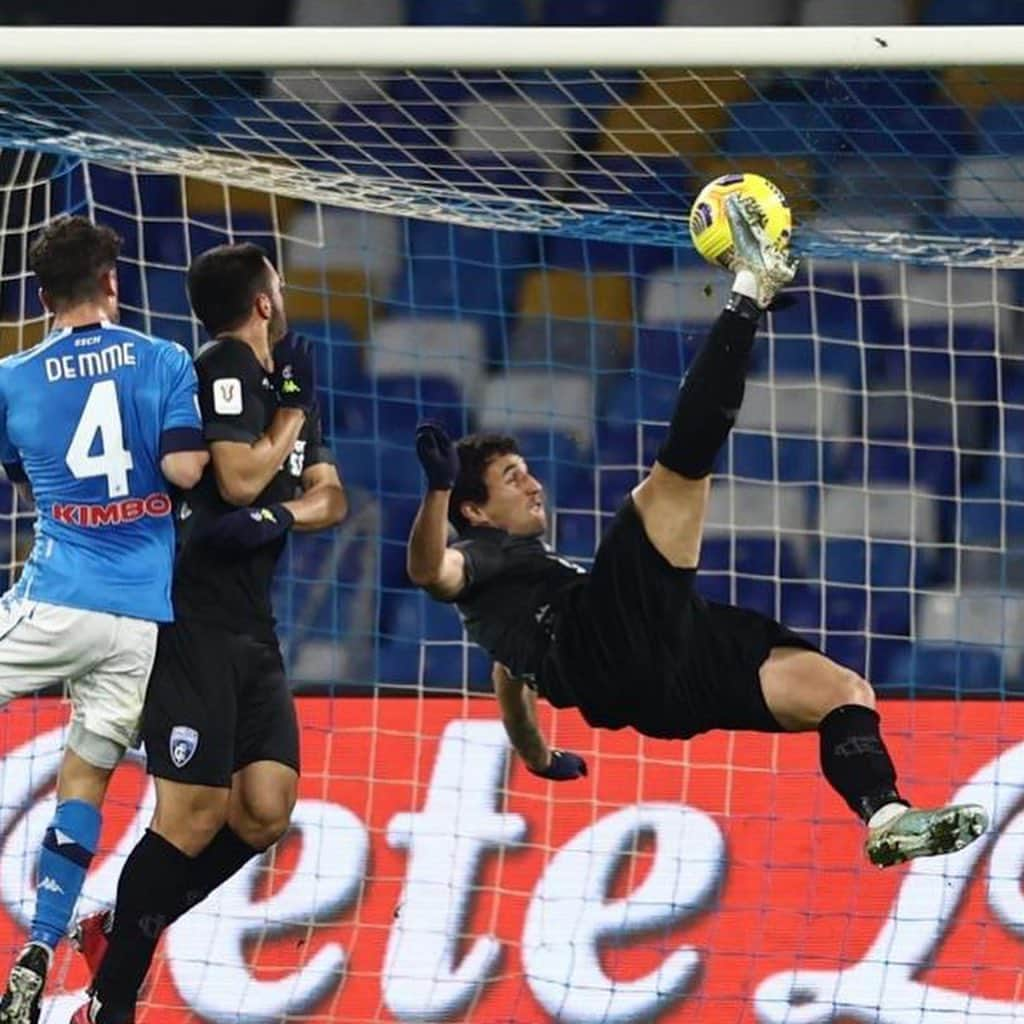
(384, 720, 527, 1021)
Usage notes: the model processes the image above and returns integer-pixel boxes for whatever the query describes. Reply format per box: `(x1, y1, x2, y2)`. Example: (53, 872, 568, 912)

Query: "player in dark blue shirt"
(0, 216, 207, 1024)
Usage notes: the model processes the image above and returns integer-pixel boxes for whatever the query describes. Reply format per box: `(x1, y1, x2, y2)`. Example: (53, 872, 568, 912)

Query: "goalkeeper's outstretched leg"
(407, 193, 987, 869)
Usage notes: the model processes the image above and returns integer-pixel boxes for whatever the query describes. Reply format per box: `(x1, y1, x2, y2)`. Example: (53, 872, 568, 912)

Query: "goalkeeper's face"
(477, 453, 546, 537)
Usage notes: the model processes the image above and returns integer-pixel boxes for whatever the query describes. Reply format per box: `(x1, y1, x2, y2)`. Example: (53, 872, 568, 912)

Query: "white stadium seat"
(951, 155, 1024, 219)
(738, 375, 852, 439)
(705, 481, 807, 538)
(663, 0, 791, 25)
(369, 317, 487, 401)
(798, 0, 910, 25)
(819, 484, 939, 543)
(285, 207, 402, 286)
(642, 267, 731, 326)
(478, 371, 594, 444)
(453, 99, 575, 173)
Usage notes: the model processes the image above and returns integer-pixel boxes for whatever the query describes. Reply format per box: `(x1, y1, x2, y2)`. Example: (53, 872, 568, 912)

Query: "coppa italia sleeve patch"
(212, 377, 243, 415)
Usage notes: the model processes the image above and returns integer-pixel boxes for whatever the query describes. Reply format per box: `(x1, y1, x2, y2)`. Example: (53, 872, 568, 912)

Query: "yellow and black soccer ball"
(689, 172, 791, 269)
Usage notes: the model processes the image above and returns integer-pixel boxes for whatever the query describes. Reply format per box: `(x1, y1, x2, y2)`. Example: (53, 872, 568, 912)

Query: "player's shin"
(818, 704, 907, 823)
(179, 826, 259, 913)
(655, 285, 760, 481)
(91, 830, 192, 1023)
(31, 799, 101, 950)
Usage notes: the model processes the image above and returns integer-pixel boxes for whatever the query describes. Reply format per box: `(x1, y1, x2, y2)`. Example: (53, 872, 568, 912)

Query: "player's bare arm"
(283, 461, 347, 531)
(407, 421, 468, 599)
(493, 663, 550, 771)
(407, 491, 467, 600)
(160, 449, 209, 491)
(493, 664, 588, 781)
(210, 407, 305, 506)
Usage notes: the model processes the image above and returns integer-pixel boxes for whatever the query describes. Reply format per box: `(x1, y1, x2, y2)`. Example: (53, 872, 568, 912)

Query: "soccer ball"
(689, 173, 791, 270)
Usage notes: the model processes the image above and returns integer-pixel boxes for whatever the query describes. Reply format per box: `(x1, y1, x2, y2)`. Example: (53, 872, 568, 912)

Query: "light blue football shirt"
(0, 320, 202, 622)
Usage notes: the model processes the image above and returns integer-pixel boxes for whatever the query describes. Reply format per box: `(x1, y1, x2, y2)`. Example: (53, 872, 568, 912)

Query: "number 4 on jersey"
(65, 379, 134, 498)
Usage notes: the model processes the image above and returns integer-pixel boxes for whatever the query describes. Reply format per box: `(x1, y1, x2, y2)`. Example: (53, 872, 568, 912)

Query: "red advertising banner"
(0, 697, 1020, 1023)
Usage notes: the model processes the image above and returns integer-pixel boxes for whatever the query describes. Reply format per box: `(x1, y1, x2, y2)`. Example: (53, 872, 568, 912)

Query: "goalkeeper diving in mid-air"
(406, 195, 988, 868)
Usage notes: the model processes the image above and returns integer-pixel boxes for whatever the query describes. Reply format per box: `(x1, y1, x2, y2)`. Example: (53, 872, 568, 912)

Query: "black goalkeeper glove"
(528, 750, 588, 782)
(272, 331, 316, 411)
(415, 419, 460, 491)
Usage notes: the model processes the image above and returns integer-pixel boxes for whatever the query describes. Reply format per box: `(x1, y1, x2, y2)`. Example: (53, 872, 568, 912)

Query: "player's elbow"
(406, 557, 439, 589)
(161, 450, 209, 490)
(215, 470, 262, 507)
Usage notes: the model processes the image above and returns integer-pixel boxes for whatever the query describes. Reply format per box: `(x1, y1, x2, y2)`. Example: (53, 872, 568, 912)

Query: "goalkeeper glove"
(528, 750, 588, 781)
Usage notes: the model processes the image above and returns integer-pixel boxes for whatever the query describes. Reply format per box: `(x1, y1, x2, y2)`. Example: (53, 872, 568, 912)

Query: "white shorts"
(0, 597, 157, 750)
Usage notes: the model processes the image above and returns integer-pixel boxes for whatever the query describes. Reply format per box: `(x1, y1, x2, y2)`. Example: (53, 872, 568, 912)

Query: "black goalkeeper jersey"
(447, 525, 586, 682)
(171, 336, 333, 641)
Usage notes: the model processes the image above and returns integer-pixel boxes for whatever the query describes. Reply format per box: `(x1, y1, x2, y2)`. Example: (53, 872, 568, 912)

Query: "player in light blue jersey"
(0, 216, 208, 1024)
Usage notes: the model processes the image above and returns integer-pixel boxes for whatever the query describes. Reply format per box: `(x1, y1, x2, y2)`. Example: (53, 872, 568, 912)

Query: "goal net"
(0, 25, 1023, 1023)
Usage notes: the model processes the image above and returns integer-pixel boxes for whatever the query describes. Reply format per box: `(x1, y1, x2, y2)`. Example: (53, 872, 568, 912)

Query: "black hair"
(28, 215, 122, 311)
(449, 433, 521, 532)
(187, 242, 274, 336)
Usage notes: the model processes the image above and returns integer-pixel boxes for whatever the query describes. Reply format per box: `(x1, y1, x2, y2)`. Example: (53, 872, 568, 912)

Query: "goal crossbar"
(0, 25, 1023, 70)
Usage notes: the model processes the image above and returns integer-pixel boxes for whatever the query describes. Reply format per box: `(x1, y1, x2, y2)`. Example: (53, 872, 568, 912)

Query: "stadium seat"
(543, 0, 662, 24)
(373, 375, 468, 443)
(555, 510, 599, 561)
(287, 267, 376, 339)
(821, 155, 949, 216)
(923, 0, 1019, 23)
(453, 98, 574, 175)
(662, 0, 790, 23)
(510, 319, 628, 384)
(570, 155, 690, 218)
(951, 155, 1024, 218)
(726, 375, 852, 482)
(541, 234, 673, 277)
(634, 325, 692, 380)
(977, 103, 1024, 155)
(517, 268, 633, 332)
(798, 0, 911, 23)
(368, 317, 486, 404)
(270, 0, 401, 103)
(894, 265, 1014, 338)
(918, 588, 1024, 680)
(833, 105, 974, 162)
(723, 101, 842, 158)
(408, 0, 529, 24)
(287, 207, 401, 287)
(885, 643, 1006, 696)
(597, 73, 753, 159)
(642, 266, 730, 328)
(478, 371, 594, 446)
(941, 66, 1024, 114)
(704, 481, 808, 556)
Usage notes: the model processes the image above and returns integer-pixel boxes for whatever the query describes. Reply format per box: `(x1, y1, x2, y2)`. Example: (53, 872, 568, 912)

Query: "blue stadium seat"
(599, 466, 643, 514)
(542, 235, 671, 277)
(733, 536, 803, 580)
(373, 375, 467, 442)
(977, 103, 1024, 155)
(780, 582, 823, 636)
(832, 104, 973, 161)
(922, 0, 1018, 23)
(634, 326, 691, 380)
(408, 0, 529, 25)
(555, 511, 598, 561)
(885, 643, 1006, 695)
(808, 70, 936, 109)
(727, 433, 822, 484)
(724, 101, 842, 157)
(542, 0, 663, 25)
(603, 372, 679, 429)
(571, 155, 690, 218)
(332, 436, 378, 491)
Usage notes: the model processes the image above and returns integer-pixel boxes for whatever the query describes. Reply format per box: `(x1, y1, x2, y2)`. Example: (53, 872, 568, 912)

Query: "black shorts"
(543, 499, 818, 740)
(143, 618, 300, 787)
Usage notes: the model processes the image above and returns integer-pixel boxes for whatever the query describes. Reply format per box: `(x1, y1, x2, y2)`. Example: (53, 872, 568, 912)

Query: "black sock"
(656, 301, 759, 480)
(175, 825, 260, 921)
(93, 830, 191, 1024)
(818, 704, 906, 822)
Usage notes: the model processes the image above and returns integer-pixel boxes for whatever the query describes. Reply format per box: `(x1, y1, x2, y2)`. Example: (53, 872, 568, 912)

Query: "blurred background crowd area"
(1, 0, 1023, 696)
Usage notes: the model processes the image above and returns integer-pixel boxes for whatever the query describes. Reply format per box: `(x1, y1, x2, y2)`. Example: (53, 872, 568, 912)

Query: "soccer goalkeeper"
(407, 196, 987, 868)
